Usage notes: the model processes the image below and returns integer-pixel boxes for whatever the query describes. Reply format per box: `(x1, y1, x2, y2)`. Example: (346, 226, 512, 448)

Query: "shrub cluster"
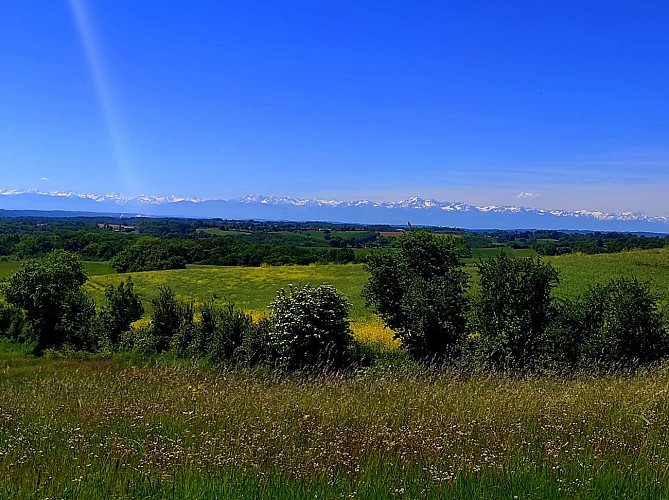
(0, 251, 356, 372)
(2, 243, 668, 375)
(119, 284, 354, 372)
(0, 251, 143, 353)
(365, 229, 669, 373)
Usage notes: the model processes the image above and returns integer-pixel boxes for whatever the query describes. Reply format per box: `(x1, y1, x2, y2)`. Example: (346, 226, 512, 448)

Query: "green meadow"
(84, 247, 669, 320)
(86, 263, 372, 320)
(550, 248, 669, 300)
(2, 248, 669, 497)
(1, 343, 669, 498)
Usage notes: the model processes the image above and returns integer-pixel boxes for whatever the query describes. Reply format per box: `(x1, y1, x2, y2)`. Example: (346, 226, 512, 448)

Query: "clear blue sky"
(1, 1, 668, 214)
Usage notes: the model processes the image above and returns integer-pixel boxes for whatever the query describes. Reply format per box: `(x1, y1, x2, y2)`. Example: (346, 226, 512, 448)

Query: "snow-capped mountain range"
(1, 189, 668, 232)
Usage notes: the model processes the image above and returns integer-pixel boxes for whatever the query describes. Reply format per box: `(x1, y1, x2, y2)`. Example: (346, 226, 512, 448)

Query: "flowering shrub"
(268, 284, 353, 371)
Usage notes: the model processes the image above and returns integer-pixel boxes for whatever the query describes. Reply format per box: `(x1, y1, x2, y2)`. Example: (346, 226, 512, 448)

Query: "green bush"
(169, 301, 197, 356)
(580, 277, 668, 368)
(473, 253, 559, 372)
(363, 229, 469, 360)
(151, 286, 193, 353)
(268, 284, 353, 371)
(3, 250, 96, 353)
(238, 316, 272, 366)
(97, 278, 144, 347)
(0, 302, 25, 341)
(541, 298, 587, 372)
(58, 290, 97, 351)
(120, 322, 160, 356)
(187, 301, 253, 363)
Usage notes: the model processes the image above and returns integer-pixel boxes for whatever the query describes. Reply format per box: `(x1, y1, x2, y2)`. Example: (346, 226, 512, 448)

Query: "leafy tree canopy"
(3, 250, 92, 353)
(363, 229, 469, 360)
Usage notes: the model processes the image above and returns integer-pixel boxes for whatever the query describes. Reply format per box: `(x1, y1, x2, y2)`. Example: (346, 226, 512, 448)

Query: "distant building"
(97, 223, 138, 233)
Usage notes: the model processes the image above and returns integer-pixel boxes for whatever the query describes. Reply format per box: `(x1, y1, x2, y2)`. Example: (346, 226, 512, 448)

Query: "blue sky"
(1, 1, 668, 214)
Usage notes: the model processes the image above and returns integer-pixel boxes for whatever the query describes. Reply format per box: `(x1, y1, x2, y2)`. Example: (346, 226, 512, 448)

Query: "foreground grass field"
(1, 342, 668, 498)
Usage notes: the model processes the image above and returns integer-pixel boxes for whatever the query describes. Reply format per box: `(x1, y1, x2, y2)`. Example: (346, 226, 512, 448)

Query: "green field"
(467, 246, 538, 260)
(0, 261, 23, 280)
(550, 248, 669, 301)
(86, 263, 371, 320)
(85, 248, 669, 321)
(1, 343, 668, 498)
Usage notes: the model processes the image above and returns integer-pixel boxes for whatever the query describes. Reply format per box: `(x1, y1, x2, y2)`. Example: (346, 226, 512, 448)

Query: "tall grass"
(1, 344, 669, 498)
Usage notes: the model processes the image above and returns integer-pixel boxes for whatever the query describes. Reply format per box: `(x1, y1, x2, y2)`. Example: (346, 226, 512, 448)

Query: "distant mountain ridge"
(1, 189, 668, 232)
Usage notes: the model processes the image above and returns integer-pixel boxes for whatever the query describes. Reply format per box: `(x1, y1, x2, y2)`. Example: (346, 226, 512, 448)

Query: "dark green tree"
(474, 253, 559, 371)
(98, 278, 144, 346)
(189, 301, 253, 363)
(150, 286, 192, 353)
(363, 229, 469, 360)
(3, 250, 94, 353)
(110, 237, 188, 273)
(0, 302, 24, 341)
(581, 277, 668, 367)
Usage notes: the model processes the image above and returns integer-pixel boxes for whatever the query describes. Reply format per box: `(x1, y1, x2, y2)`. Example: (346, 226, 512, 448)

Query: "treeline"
(0, 231, 136, 260)
(1, 216, 668, 272)
(0, 250, 355, 371)
(532, 232, 668, 255)
(109, 237, 357, 272)
(0, 229, 360, 269)
(0, 231, 358, 268)
(2, 236, 669, 375)
(469, 230, 669, 255)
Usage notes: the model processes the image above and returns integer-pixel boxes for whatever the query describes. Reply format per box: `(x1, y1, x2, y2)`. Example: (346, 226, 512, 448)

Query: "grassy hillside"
(549, 248, 669, 301)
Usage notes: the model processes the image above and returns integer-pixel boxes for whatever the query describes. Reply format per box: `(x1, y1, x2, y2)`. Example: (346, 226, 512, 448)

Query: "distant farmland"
(85, 247, 669, 327)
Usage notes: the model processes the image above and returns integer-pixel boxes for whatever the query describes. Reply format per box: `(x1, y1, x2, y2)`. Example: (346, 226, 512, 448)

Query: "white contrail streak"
(67, 0, 136, 195)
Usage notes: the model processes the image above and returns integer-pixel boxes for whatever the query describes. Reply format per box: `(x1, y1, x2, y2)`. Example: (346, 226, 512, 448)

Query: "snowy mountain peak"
(0, 189, 668, 231)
